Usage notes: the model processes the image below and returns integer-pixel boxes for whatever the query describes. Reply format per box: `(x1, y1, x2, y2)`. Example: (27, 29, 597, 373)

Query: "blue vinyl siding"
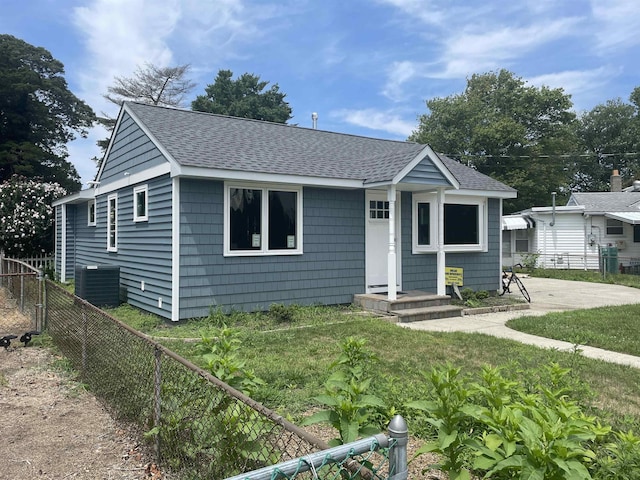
(401, 192, 501, 292)
(67, 175, 173, 317)
(100, 112, 167, 183)
(401, 157, 451, 186)
(178, 179, 365, 318)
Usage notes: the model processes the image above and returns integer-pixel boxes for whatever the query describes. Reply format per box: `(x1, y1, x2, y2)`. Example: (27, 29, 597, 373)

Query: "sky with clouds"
(2, 0, 640, 186)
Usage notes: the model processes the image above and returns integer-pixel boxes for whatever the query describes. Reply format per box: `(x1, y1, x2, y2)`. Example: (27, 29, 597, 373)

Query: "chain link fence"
(0, 258, 42, 346)
(0, 256, 407, 479)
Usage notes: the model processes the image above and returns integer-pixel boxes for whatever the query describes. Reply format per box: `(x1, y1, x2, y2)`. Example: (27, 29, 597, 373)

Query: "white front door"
(365, 191, 401, 293)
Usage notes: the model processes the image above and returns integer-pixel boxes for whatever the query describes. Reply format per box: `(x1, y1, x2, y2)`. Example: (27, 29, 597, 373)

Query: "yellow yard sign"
(445, 267, 463, 286)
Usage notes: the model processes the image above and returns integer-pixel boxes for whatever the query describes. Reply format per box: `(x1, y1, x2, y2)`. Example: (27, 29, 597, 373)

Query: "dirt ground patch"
(0, 288, 160, 480)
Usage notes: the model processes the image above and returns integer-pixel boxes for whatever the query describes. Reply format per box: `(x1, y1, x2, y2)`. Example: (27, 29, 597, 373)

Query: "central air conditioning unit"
(75, 265, 120, 307)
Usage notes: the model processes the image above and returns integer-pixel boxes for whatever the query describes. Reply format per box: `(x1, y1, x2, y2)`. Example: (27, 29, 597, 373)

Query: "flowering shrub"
(0, 175, 66, 257)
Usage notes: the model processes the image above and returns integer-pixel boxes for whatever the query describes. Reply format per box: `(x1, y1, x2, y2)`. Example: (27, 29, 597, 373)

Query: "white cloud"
(437, 18, 583, 78)
(332, 108, 416, 137)
(527, 67, 619, 111)
(382, 61, 426, 101)
(591, 0, 640, 52)
(375, 0, 448, 26)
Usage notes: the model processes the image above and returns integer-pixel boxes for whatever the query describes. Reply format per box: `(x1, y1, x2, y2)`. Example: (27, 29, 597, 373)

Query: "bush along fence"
(0, 256, 408, 479)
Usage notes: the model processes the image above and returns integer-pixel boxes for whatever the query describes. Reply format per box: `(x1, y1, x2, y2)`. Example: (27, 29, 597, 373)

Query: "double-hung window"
(606, 218, 623, 235)
(87, 200, 96, 226)
(107, 194, 118, 252)
(413, 194, 487, 253)
(133, 185, 148, 222)
(225, 183, 302, 255)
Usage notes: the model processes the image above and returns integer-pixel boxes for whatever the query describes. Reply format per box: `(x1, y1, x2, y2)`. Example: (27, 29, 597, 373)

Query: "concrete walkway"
(400, 277, 640, 368)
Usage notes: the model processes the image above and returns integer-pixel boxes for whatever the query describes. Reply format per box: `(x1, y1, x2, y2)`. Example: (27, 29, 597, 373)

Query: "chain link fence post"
(153, 346, 162, 460)
(36, 271, 44, 331)
(388, 415, 408, 480)
(81, 305, 88, 376)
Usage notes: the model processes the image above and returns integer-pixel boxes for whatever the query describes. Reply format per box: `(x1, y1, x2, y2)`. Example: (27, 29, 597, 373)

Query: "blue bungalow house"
(54, 102, 516, 321)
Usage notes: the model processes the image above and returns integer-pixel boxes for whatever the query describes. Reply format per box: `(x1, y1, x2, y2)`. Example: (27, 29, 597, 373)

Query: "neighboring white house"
(503, 172, 640, 270)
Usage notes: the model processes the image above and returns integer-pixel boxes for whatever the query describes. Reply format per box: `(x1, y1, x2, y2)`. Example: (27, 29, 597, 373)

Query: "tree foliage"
(573, 98, 640, 192)
(192, 69, 292, 123)
(97, 63, 196, 153)
(0, 175, 66, 256)
(410, 70, 577, 212)
(104, 63, 196, 108)
(0, 34, 95, 193)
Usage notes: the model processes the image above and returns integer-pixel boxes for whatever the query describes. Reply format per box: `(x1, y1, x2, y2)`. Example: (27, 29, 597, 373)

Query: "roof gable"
(97, 102, 514, 196)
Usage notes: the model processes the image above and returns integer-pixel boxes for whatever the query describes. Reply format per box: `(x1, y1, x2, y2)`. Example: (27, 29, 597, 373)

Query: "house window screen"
(444, 204, 478, 244)
(515, 229, 529, 252)
(417, 202, 430, 245)
(134, 185, 148, 222)
(88, 200, 96, 226)
(268, 190, 297, 250)
(606, 219, 623, 235)
(229, 188, 262, 250)
(107, 194, 117, 251)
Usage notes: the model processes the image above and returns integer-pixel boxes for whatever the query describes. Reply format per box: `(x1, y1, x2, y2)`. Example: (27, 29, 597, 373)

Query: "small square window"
(133, 185, 148, 222)
(369, 200, 389, 220)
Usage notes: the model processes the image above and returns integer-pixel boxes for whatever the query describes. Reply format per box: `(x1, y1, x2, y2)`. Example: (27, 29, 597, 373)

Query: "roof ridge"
(125, 101, 419, 146)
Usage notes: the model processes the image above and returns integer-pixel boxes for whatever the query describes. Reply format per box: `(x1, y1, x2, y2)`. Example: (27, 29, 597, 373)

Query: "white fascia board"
(94, 163, 171, 196)
(446, 188, 517, 199)
(52, 188, 96, 207)
(529, 206, 585, 214)
(173, 165, 364, 189)
(392, 145, 460, 189)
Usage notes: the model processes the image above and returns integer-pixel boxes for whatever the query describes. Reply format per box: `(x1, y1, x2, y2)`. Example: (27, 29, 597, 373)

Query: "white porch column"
(387, 185, 397, 301)
(436, 188, 446, 296)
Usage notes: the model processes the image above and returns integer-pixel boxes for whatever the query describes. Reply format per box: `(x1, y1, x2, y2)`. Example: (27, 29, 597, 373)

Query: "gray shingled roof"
(568, 192, 640, 213)
(125, 102, 514, 193)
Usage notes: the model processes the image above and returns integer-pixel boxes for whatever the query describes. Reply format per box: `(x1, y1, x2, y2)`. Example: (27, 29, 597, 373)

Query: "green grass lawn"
(108, 302, 640, 431)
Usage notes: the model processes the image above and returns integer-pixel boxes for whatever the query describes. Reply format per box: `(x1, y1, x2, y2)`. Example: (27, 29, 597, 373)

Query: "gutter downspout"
(550, 192, 556, 227)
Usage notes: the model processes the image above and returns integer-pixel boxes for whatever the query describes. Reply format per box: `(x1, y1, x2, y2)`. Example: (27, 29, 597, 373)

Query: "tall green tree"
(192, 69, 292, 123)
(0, 35, 95, 193)
(574, 98, 640, 192)
(410, 70, 577, 212)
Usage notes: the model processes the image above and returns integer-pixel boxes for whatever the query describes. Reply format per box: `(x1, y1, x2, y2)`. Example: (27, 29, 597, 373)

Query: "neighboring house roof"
(567, 192, 640, 214)
(119, 102, 515, 195)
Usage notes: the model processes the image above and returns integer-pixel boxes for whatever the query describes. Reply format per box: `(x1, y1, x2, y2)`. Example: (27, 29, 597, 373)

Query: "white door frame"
(365, 189, 401, 294)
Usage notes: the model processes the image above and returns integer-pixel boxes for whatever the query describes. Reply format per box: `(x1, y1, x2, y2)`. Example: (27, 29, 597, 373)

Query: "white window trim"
(133, 184, 149, 222)
(87, 199, 96, 226)
(224, 182, 303, 256)
(107, 194, 118, 252)
(412, 193, 487, 253)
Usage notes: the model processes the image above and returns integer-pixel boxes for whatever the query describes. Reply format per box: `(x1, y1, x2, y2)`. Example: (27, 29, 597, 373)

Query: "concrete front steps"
(353, 291, 464, 323)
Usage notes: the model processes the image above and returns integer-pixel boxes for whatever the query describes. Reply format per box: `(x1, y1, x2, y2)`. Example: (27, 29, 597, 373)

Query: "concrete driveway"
(400, 276, 640, 368)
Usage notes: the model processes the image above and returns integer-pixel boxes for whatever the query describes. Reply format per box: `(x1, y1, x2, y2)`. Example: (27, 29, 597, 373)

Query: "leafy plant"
(194, 325, 265, 396)
(406, 364, 476, 480)
(408, 363, 613, 480)
(302, 337, 386, 446)
(593, 429, 640, 479)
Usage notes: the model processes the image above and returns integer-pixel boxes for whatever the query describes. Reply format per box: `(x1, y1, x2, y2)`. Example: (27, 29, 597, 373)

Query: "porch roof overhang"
(502, 215, 535, 230)
(604, 211, 640, 225)
(52, 188, 95, 207)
